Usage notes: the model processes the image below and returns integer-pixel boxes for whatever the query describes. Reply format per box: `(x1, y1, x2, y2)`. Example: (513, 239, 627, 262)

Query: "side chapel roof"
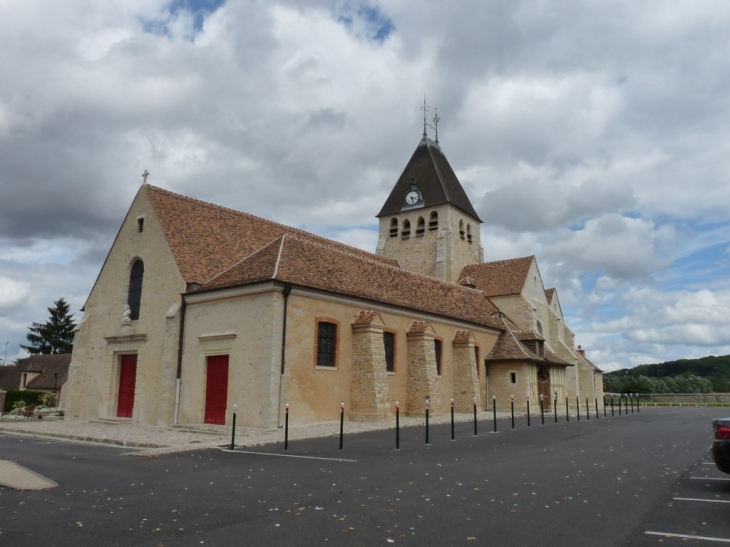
(460, 256, 535, 297)
(377, 138, 482, 221)
(145, 185, 399, 286)
(487, 317, 571, 366)
(199, 233, 503, 330)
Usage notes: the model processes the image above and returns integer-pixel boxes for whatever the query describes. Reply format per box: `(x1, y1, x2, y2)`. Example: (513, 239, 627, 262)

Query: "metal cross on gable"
(142, 170, 149, 184)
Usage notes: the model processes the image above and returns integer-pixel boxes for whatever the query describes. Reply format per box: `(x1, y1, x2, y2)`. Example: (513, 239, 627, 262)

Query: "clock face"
(405, 191, 419, 205)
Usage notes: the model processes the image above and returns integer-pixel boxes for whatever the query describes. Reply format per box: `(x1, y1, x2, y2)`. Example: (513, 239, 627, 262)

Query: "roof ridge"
(283, 232, 486, 295)
(273, 233, 286, 279)
(203, 234, 284, 286)
(426, 140, 451, 203)
(146, 185, 394, 264)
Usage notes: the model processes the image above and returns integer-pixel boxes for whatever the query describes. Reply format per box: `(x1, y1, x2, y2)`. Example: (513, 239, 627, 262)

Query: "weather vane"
(432, 107, 440, 144)
(420, 98, 441, 143)
(420, 97, 430, 139)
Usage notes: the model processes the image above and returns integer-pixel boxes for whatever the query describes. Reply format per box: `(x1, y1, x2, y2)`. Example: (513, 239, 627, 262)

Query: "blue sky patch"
(336, 2, 395, 43)
(141, 0, 225, 38)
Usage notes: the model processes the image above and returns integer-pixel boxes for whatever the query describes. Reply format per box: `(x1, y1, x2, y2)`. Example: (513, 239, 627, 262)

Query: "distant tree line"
(604, 354, 730, 394)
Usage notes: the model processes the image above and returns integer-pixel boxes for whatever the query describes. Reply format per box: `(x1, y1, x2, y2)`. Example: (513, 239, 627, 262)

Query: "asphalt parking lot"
(0, 407, 728, 546)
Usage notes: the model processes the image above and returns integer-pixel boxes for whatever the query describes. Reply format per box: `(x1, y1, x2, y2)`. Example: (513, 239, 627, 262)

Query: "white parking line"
(223, 449, 357, 462)
(673, 497, 730, 504)
(690, 477, 730, 481)
(645, 531, 730, 543)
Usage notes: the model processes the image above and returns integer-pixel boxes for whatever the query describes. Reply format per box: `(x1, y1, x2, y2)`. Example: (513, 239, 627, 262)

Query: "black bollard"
(619, 394, 622, 416)
(540, 394, 545, 425)
(566, 396, 570, 422)
(630, 394, 634, 414)
(339, 402, 344, 450)
(492, 396, 497, 433)
(586, 396, 590, 421)
(473, 398, 478, 436)
(395, 401, 400, 450)
(511, 395, 515, 430)
(527, 396, 531, 427)
(284, 404, 289, 450)
(636, 393, 640, 414)
(595, 397, 599, 419)
(230, 404, 237, 451)
(451, 399, 455, 441)
(425, 400, 430, 445)
(576, 396, 581, 421)
(554, 394, 558, 424)
(611, 396, 615, 416)
(603, 396, 607, 418)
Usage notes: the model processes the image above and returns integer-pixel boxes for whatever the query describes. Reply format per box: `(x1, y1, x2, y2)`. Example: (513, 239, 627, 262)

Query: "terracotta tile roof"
(200, 234, 503, 330)
(145, 185, 399, 285)
(486, 317, 570, 366)
(545, 288, 556, 302)
(460, 256, 535, 297)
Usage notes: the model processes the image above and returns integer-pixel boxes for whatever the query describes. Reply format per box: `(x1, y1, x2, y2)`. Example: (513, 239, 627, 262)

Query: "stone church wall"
(65, 188, 187, 425)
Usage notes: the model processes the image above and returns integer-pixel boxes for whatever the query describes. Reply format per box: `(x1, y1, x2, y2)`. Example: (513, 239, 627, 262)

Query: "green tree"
(20, 298, 76, 355)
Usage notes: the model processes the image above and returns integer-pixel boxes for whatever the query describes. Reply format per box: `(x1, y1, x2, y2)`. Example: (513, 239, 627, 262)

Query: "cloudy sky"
(1, 0, 729, 371)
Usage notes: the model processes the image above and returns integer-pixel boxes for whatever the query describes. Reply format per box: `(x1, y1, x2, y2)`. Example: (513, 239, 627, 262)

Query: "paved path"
(0, 409, 515, 456)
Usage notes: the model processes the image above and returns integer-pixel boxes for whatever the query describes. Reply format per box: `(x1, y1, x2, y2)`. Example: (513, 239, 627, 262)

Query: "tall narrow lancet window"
(128, 260, 144, 321)
(429, 211, 438, 230)
(459, 219, 465, 239)
(466, 224, 472, 242)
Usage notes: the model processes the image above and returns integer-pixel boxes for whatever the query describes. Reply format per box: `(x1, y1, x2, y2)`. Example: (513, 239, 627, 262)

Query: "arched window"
(416, 216, 425, 236)
(429, 211, 438, 230)
(128, 260, 144, 321)
(389, 218, 398, 237)
(401, 219, 411, 238)
(466, 224, 472, 242)
(459, 220, 465, 239)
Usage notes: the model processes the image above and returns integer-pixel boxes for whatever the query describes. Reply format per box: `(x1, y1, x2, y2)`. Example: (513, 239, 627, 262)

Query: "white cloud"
(1, 0, 730, 370)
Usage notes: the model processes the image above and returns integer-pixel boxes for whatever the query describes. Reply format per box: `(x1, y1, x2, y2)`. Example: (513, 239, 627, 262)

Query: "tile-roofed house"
(65, 130, 603, 430)
(0, 354, 71, 407)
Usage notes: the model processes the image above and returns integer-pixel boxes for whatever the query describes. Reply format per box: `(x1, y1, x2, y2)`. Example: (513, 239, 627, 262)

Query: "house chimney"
(577, 345, 585, 357)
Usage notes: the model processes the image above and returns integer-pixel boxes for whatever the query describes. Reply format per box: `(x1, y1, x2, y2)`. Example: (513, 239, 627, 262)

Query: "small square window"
(510, 372, 517, 384)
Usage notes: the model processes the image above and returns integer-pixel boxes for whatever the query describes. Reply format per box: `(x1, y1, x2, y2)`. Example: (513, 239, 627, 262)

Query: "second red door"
(204, 355, 229, 425)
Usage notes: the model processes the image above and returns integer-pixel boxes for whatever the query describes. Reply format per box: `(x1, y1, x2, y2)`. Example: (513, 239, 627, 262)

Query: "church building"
(64, 129, 603, 428)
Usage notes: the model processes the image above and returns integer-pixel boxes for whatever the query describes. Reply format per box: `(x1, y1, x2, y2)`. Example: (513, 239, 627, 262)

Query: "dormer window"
(429, 211, 438, 230)
(401, 219, 411, 238)
(389, 218, 398, 237)
(416, 217, 425, 236)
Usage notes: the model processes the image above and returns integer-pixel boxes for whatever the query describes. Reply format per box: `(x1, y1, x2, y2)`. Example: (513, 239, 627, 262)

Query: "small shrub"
(40, 392, 57, 407)
(12, 399, 26, 411)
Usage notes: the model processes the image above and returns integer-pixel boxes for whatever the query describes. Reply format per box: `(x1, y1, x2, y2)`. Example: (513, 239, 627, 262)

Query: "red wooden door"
(117, 354, 137, 418)
(204, 355, 229, 425)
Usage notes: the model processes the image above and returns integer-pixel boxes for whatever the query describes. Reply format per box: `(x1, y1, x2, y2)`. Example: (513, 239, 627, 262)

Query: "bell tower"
(375, 129, 483, 283)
